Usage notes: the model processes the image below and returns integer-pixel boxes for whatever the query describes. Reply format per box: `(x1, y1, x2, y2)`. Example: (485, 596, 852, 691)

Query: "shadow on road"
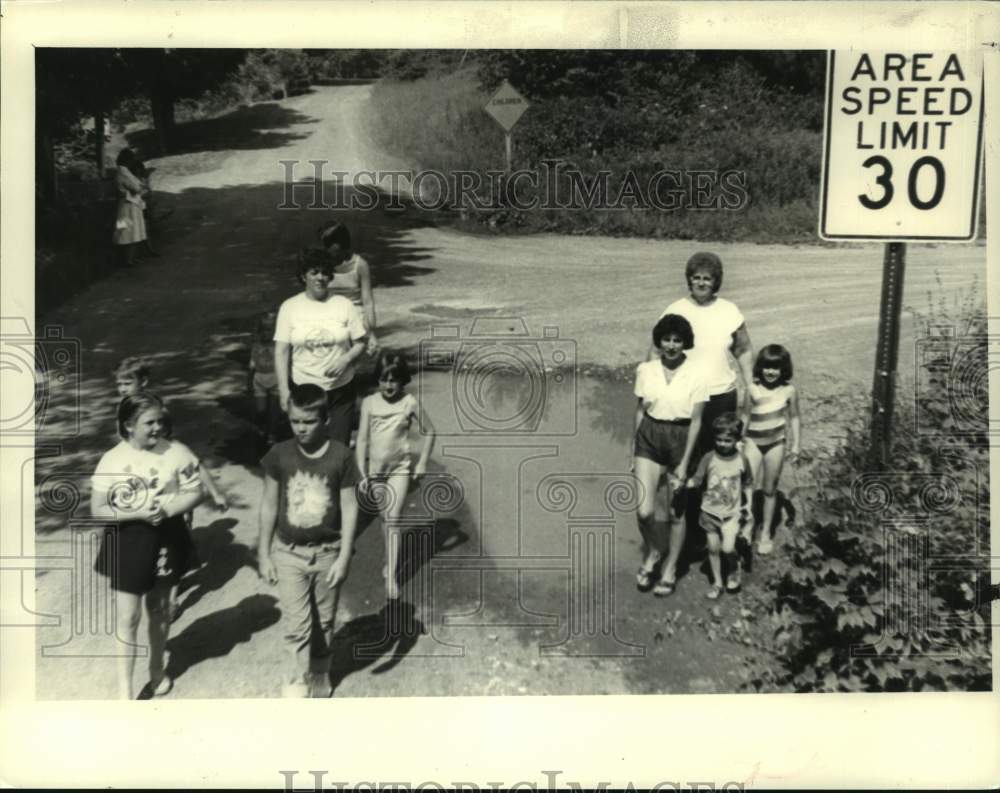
(174, 517, 255, 619)
(126, 103, 318, 156)
(329, 599, 424, 691)
(164, 592, 281, 682)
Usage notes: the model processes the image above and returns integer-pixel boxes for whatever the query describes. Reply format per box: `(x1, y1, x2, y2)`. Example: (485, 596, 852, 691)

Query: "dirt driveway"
(32, 85, 985, 699)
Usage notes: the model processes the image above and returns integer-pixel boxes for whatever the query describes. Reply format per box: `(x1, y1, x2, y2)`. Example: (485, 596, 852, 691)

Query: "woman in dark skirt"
(91, 393, 203, 699)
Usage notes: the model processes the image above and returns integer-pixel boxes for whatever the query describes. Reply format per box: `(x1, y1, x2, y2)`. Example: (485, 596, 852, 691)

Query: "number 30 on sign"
(819, 51, 984, 241)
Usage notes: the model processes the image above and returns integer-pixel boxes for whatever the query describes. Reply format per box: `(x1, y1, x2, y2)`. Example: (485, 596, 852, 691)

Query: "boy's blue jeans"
(273, 538, 342, 684)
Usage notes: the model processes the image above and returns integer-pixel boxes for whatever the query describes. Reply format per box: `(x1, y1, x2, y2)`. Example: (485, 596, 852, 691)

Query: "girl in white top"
(356, 352, 436, 600)
(631, 314, 708, 596)
(319, 221, 378, 356)
(91, 393, 204, 699)
(742, 344, 801, 555)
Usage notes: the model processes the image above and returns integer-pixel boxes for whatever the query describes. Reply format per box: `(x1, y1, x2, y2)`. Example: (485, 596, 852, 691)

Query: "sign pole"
(869, 241, 906, 468)
(504, 132, 512, 174)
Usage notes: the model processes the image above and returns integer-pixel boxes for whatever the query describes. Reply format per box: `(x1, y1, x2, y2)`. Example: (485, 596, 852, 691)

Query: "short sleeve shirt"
(261, 439, 361, 544)
(274, 293, 366, 391)
(634, 358, 709, 421)
(92, 439, 201, 518)
(663, 296, 744, 396)
(691, 450, 751, 520)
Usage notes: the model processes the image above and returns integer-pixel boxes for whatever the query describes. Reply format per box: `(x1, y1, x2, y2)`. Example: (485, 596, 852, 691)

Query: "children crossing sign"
(820, 51, 984, 241)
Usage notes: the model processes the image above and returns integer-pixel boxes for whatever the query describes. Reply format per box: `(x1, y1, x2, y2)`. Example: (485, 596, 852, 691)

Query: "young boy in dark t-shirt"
(258, 383, 361, 698)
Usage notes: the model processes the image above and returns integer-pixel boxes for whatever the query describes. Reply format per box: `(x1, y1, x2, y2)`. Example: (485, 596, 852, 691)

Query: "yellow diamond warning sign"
(485, 80, 530, 132)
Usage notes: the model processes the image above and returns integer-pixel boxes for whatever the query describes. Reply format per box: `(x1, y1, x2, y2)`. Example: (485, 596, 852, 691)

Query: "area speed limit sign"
(820, 51, 984, 241)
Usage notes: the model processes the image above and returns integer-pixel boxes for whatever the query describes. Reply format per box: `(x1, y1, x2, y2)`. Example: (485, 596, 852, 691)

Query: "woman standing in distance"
(656, 252, 753, 454)
(632, 314, 707, 596)
(111, 148, 149, 268)
(319, 221, 378, 356)
(274, 247, 368, 444)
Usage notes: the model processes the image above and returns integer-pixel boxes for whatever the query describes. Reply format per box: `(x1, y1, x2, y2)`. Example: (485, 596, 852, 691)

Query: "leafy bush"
(742, 296, 991, 693)
(364, 53, 827, 242)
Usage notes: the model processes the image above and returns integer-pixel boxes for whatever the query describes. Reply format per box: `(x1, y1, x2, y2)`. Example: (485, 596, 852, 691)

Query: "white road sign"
(485, 80, 530, 132)
(820, 50, 984, 241)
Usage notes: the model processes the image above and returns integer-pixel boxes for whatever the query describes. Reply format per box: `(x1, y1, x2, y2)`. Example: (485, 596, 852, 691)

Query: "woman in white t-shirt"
(91, 393, 204, 699)
(274, 247, 368, 445)
(632, 314, 708, 596)
(654, 252, 754, 546)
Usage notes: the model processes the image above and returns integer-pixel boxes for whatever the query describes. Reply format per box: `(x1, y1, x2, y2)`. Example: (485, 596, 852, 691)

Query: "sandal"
(705, 584, 722, 600)
(636, 568, 654, 592)
(652, 577, 677, 597)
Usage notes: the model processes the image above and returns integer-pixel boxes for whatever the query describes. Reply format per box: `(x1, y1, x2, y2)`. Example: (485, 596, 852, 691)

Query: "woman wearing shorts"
(274, 247, 368, 445)
(91, 393, 203, 699)
(631, 314, 708, 596)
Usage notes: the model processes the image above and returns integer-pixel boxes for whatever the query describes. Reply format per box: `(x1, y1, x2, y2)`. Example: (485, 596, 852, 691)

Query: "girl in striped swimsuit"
(743, 345, 801, 555)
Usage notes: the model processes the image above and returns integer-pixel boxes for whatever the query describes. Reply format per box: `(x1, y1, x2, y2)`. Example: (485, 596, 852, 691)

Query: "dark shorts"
(93, 515, 195, 595)
(634, 414, 691, 468)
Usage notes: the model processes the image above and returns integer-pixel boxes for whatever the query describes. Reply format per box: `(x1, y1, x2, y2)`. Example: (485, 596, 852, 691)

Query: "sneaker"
(726, 568, 742, 593)
(757, 535, 774, 556)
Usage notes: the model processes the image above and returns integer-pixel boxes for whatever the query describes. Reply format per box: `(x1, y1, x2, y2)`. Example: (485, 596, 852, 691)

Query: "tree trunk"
(94, 110, 106, 178)
(149, 88, 176, 155)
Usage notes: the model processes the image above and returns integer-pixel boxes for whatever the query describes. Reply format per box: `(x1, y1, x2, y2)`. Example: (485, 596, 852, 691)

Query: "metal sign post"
(869, 242, 906, 468)
(484, 80, 529, 173)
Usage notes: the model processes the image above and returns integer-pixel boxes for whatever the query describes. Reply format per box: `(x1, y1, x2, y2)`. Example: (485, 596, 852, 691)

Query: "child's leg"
(706, 531, 722, 587)
(759, 444, 787, 547)
(114, 590, 142, 700)
(742, 439, 764, 540)
(383, 472, 412, 600)
(633, 457, 666, 573)
(145, 582, 172, 690)
(720, 515, 742, 590)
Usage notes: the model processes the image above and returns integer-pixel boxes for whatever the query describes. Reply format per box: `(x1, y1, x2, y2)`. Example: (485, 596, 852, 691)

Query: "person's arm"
(118, 166, 144, 195)
(162, 486, 203, 521)
(275, 341, 292, 412)
(676, 400, 705, 483)
(257, 474, 280, 585)
(324, 338, 366, 380)
(730, 322, 754, 411)
(90, 486, 116, 520)
(630, 399, 645, 471)
(197, 461, 229, 509)
(355, 398, 371, 485)
(412, 399, 436, 482)
(356, 257, 377, 331)
(687, 450, 710, 490)
(787, 385, 802, 462)
(328, 484, 358, 588)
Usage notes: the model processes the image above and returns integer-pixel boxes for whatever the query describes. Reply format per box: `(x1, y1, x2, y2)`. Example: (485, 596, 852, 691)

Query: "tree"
(122, 49, 248, 154)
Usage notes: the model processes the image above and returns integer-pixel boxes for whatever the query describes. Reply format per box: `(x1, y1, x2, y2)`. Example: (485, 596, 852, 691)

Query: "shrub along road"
(33, 85, 985, 699)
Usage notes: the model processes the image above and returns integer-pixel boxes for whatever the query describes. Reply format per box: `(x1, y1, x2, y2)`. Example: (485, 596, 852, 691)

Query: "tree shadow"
(174, 517, 255, 620)
(164, 593, 281, 682)
(126, 103, 317, 156)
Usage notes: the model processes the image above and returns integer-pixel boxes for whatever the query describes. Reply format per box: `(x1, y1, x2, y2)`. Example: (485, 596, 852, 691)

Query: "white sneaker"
(757, 535, 774, 556)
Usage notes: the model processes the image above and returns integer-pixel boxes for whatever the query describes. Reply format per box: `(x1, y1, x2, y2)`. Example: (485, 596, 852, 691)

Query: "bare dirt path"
(33, 85, 985, 699)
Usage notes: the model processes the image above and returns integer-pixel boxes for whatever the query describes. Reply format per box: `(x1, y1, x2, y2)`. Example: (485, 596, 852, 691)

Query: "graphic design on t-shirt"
(286, 469, 332, 529)
(704, 469, 741, 513)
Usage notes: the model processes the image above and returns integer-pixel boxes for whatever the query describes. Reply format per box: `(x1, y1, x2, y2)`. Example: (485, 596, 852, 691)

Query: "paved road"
(32, 85, 986, 699)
